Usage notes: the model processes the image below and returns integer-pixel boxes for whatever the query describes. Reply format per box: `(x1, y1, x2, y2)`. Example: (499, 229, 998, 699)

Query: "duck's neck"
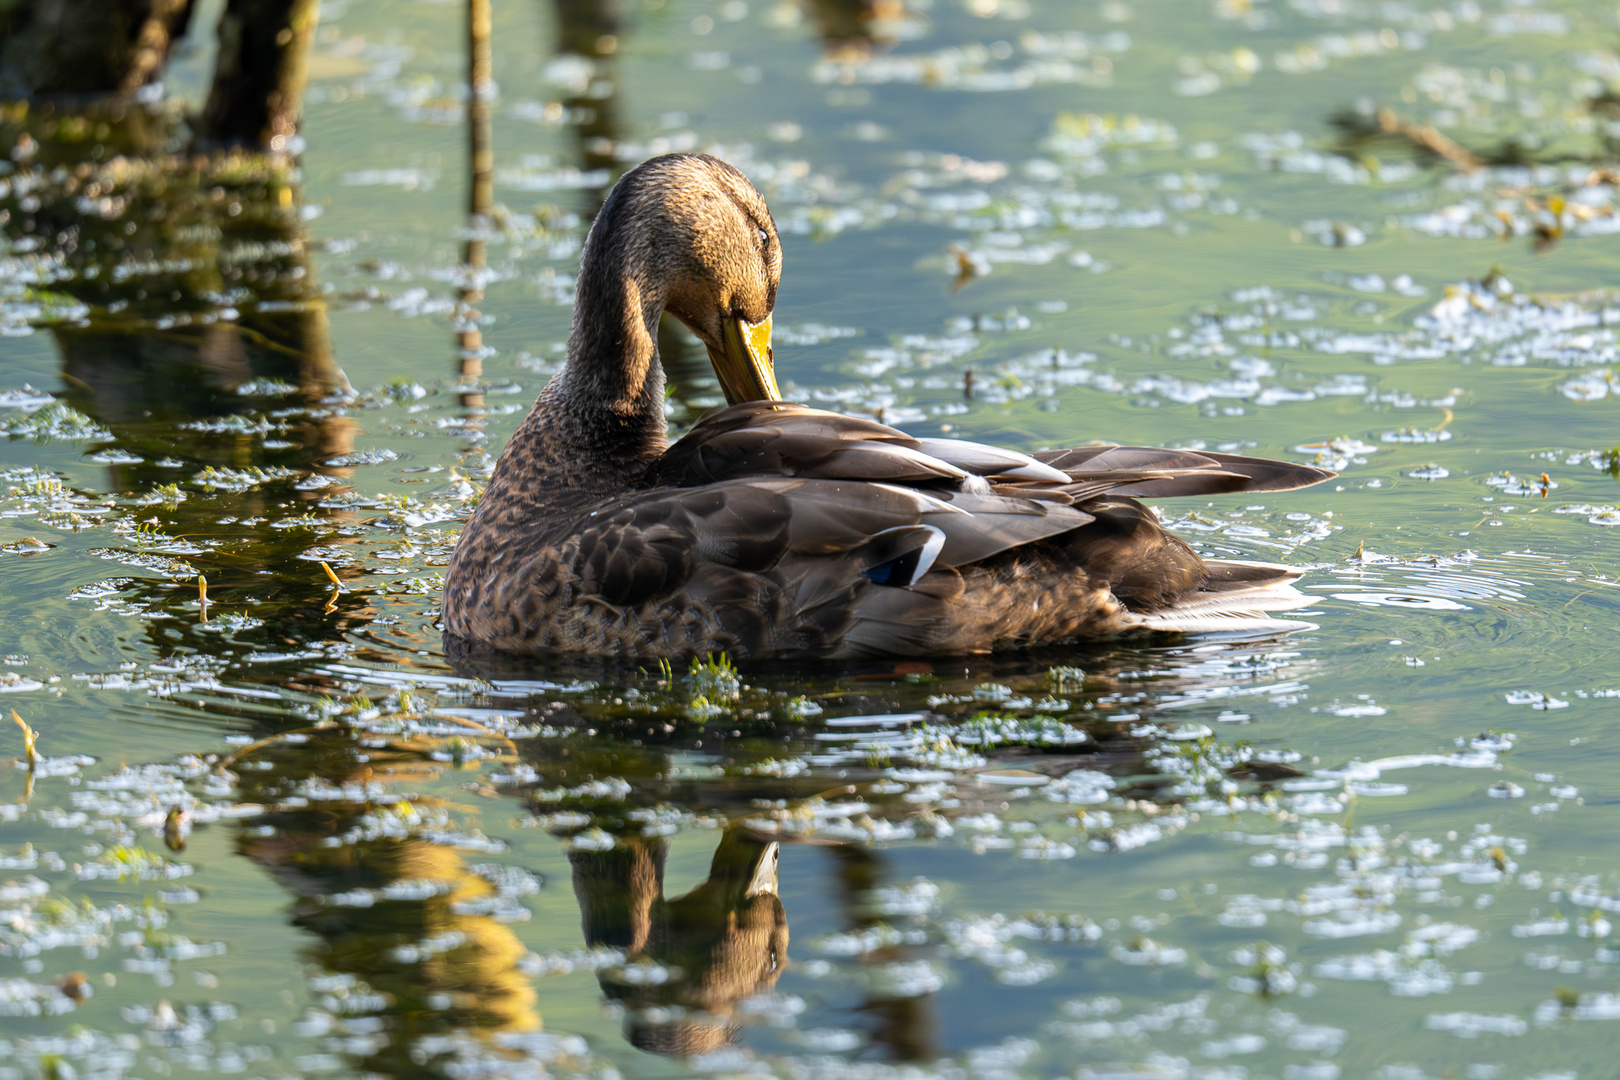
(489, 260, 671, 513)
(557, 252, 668, 421)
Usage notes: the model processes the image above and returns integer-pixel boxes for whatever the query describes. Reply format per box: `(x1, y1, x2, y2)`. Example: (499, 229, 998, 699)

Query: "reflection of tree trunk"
(55, 299, 348, 476)
(1, 134, 350, 479)
(0, 107, 370, 650)
(832, 844, 939, 1062)
(233, 733, 541, 1077)
(196, 0, 319, 150)
(802, 0, 903, 57)
(0, 0, 194, 96)
(58, 311, 334, 420)
(548, 0, 622, 219)
(553, 0, 621, 52)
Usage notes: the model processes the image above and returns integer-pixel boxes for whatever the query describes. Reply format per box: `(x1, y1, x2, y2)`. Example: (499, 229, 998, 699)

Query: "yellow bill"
(707, 313, 781, 404)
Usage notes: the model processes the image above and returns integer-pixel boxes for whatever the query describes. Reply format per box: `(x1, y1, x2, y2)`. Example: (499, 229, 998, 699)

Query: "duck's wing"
(654, 403, 1334, 500)
(650, 401, 1069, 487)
(565, 473, 1092, 656)
(566, 404, 1097, 630)
(1031, 445, 1336, 501)
(629, 398, 1099, 569)
(563, 401, 1332, 656)
(575, 474, 1093, 611)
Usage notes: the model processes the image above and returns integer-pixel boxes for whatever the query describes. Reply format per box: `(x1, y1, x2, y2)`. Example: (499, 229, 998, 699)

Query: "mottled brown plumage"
(442, 153, 1335, 660)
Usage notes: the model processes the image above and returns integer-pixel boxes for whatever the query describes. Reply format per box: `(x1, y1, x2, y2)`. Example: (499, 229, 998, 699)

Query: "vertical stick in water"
(457, 0, 495, 399)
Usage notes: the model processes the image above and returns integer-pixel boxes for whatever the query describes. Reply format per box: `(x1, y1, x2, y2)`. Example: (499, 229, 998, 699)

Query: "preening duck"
(442, 153, 1335, 660)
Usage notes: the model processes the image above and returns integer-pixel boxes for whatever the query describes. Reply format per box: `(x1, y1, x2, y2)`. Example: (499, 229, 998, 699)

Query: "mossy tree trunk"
(0, 0, 194, 97)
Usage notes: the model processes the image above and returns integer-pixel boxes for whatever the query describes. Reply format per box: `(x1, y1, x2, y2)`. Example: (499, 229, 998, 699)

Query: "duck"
(442, 153, 1335, 660)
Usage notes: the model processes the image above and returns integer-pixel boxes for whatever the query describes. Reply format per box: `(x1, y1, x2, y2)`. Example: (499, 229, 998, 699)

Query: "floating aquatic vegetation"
(179, 413, 276, 435)
(86, 548, 197, 578)
(340, 167, 439, 190)
(1561, 369, 1614, 401)
(0, 401, 111, 442)
(1552, 503, 1620, 526)
(811, 37, 1124, 93)
(190, 465, 297, 491)
(77, 845, 193, 883)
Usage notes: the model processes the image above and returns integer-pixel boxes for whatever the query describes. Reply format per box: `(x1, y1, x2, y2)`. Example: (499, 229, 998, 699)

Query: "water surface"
(2, 1, 1619, 1077)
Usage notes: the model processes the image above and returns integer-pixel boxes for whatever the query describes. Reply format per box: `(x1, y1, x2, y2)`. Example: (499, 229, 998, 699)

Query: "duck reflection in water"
(570, 829, 787, 1057)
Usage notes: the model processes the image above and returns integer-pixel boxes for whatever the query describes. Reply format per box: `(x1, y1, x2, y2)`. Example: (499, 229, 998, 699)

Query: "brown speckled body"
(442, 154, 1335, 661)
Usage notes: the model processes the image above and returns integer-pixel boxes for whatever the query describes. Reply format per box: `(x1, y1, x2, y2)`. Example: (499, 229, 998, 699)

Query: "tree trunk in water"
(196, 0, 319, 150)
(0, 0, 193, 97)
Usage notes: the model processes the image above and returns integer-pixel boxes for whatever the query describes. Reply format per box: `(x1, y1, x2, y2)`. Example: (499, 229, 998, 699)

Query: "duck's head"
(575, 153, 782, 407)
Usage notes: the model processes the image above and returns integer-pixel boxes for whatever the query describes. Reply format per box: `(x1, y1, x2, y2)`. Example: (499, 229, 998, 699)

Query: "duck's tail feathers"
(1127, 559, 1319, 636)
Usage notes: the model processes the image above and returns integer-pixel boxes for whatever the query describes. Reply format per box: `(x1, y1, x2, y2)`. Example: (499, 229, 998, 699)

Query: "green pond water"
(2, 0, 1620, 1076)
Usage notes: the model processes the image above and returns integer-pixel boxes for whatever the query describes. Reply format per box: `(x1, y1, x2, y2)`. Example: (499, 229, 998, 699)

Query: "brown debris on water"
(1330, 104, 1481, 173)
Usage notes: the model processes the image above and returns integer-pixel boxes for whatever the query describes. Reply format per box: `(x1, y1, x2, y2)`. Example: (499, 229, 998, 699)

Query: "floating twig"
(1374, 106, 1482, 173)
(321, 561, 343, 613)
(11, 709, 36, 767)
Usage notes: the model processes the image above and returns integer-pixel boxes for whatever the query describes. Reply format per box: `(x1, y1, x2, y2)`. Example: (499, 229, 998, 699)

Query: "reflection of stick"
(217, 724, 325, 770)
(198, 574, 210, 622)
(428, 713, 521, 754)
(1376, 107, 1481, 173)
